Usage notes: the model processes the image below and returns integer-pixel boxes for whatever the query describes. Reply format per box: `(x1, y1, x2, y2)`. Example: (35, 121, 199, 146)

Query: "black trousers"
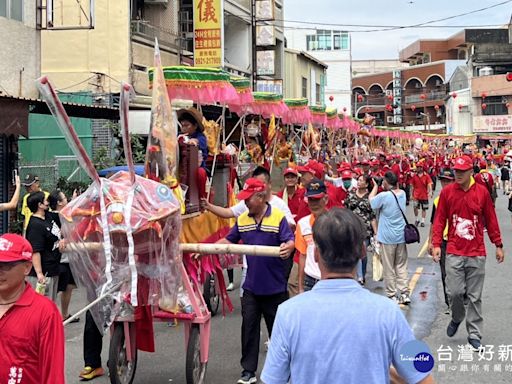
(84, 310, 103, 368)
(439, 240, 449, 307)
(240, 290, 288, 373)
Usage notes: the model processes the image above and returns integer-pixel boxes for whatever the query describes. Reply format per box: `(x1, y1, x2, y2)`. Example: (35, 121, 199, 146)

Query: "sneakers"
(237, 371, 257, 384)
(79, 366, 105, 381)
(447, 320, 461, 337)
(227, 282, 234, 291)
(420, 222, 425, 227)
(414, 220, 420, 227)
(444, 306, 450, 315)
(468, 338, 483, 352)
(399, 293, 411, 305)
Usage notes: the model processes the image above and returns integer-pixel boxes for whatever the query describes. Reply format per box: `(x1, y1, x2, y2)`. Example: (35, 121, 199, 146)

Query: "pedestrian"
(432, 155, 504, 351)
(203, 166, 295, 296)
(216, 177, 295, 384)
(0, 233, 65, 384)
(344, 174, 377, 285)
(427, 169, 454, 314)
(261, 209, 434, 384)
(276, 167, 304, 297)
(369, 171, 411, 305)
(49, 189, 79, 322)
(411, 165, 433, 227)
(0, 173, 21, 213)
(296, 179, 329, 293)
(500, 161, 510, 194)
(25, 191, 64, 302)
(20, 174, 49, 233)
(276, 167, 304, 218)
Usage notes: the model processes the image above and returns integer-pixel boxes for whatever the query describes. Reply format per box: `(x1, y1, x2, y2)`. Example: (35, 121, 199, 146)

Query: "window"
(482, 96, 508, 116)
(302, 77, 308, 98)
(307, 30, 335, 51)
(0, 0, 23, 21)
(0, 0, 7, 17)
(316, 83, 321, 104)
(333, 31, 349, 50)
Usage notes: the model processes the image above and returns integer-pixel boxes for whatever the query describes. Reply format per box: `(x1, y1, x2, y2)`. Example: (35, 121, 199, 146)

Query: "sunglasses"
(0, 261, 28, 272)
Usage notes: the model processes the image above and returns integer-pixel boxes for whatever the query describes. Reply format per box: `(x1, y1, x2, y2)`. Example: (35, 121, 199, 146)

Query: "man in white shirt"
(296, 179, 329, 293)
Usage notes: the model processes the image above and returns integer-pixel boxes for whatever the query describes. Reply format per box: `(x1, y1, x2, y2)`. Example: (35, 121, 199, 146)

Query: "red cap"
(453, 155, 473, 171)
(360, 160, 370, 166)
(236, 178, 266, 200)
(341, 170, 353, 180)
(370, 160, 380, 167)
(0, 234, 33, 262)
(298, 165, 315, 176)
(283, 167, 298, 176)
(337, 162, 351, 172)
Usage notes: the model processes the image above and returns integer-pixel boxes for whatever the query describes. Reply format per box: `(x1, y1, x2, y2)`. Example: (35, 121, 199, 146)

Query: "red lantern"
(357, 94, 364, 102)
(481, 92, 487, 99)
(420, 94, 426, 100)
(329, 95, 334, 102)
(387, 94, 394, 101)
(411, 105, 416, 111)
(458, 104, 463, 111)
(434, 105, 440, 110)
(343, 107, 347, 112)
(482, 103, 487, 110)
(451, 92, 457, 99)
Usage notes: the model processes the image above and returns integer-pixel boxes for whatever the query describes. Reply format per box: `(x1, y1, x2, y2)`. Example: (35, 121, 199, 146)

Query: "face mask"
(343, 180, 352, 189)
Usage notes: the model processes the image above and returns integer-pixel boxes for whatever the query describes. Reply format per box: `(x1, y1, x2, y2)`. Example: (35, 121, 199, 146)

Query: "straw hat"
(177, 107, 205, 132)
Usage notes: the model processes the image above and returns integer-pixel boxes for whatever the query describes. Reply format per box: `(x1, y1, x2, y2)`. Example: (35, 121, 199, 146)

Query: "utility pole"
(251, 0, 257, 91)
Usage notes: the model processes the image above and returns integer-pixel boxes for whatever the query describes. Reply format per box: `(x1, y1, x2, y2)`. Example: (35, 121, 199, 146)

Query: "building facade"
(352, 60, 463, 129)
(283, 48, 327, 104)
(285, 29, 352, 112)
(0, 0, 42, 233)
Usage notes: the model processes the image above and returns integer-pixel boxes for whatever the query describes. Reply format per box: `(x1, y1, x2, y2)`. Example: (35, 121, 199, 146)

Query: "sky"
(283, 0, 512, 60)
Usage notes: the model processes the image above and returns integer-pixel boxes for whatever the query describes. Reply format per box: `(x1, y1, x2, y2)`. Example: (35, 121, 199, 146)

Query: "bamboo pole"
(64, 242, 281, 257)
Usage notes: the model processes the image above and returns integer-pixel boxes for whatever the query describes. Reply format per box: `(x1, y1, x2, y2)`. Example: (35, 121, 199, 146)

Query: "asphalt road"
(63, 187, 512, 383)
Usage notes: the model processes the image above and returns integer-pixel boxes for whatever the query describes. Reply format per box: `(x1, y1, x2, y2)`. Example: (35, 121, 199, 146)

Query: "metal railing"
(131, 20, 179, 49)
(404, 90, 447, 104)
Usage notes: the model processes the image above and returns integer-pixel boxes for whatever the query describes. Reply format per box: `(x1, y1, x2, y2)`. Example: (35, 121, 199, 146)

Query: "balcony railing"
(131, 20, 179, 50)
(404, 90, 447, 104)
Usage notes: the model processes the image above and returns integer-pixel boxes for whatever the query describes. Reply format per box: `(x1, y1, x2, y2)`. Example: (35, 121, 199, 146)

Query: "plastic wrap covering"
(60, 171, 182, 333)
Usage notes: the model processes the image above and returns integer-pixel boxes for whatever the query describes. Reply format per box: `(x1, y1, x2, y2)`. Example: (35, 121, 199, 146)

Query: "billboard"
(193, 0, 224, 67)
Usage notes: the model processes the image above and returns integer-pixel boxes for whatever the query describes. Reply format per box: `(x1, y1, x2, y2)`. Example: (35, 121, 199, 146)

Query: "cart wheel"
(108, 322, 137, 384)
(203, 273, 220, 316)
(186, 325, 207, 384)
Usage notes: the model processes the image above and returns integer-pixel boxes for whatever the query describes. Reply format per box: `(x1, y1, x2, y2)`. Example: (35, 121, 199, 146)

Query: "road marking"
(417, 239, 429, 258)
(408, 267, 423, 293)
(400, 267, 423, 308)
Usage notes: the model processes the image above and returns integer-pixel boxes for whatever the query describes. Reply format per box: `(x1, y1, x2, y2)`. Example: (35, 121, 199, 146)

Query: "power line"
(229, 0, 512, 33)
(55, 76, 96, 91)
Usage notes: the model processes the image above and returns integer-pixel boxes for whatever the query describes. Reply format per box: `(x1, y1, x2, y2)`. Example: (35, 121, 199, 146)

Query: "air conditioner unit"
(145, 0, 168, 5)
(385, 90, 393, 96)
(387, 116, 394, 124)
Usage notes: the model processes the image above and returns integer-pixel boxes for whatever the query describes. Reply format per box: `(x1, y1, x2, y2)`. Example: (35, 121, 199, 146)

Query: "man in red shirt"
(276, 167, 304, 219)
(432, 155, 504, 352)
(411, 165, 433, 227)
(0, 233, 65, 384)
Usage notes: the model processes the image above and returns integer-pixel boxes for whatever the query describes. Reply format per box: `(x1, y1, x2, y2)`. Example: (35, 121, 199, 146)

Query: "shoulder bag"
(390, 191, 420, 244)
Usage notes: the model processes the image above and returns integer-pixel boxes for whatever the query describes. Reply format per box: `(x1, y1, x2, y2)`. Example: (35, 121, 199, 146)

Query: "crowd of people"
(0, 139, 509, 384)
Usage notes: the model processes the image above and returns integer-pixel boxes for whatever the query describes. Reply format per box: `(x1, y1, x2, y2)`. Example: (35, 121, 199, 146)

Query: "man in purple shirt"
(217, 178, 295, 384)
